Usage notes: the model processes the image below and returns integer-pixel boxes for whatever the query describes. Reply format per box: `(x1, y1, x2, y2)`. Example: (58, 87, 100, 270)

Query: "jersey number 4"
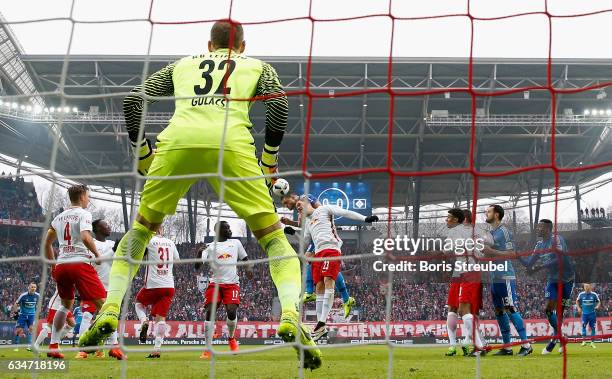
(194, 59, 236, 95)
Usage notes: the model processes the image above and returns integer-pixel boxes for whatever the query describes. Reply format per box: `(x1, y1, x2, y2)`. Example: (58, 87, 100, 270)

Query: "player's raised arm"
(123, 62, 176, 176)
(325, 204, 379, 223)
(44, 227, 57, 268)
(256, 63, 289, 188)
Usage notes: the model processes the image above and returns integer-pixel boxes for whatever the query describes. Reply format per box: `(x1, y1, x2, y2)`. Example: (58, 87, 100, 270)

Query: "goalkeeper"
(80, 20, 322, 369)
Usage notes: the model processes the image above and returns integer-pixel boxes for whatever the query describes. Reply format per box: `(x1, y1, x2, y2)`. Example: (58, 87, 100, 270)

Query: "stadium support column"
(119, 178, 129, 233)
(527, 185, 533, 234)
(533, 172, 544, 239)
(186, 190, 196, 244)
(412, 178, 422, 238)
(575, 184, 583, 231)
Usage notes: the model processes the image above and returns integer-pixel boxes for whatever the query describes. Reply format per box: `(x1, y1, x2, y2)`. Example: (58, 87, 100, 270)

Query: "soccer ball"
(272, 178, 290, 196)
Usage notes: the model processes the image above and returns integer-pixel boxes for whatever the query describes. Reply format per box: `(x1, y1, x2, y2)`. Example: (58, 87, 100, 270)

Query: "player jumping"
(295, 196, 378, 340)
(78, 20, 322, 369)
(482, 205, 532, 356)
(196, 221, 253, 358)
(576, 283, 600, 348)
(44, 184, 105, 359)
(11, 282, 40, 351)
(134, 229, 180, 359)
(521, 219, 575, 355)
(281, 192, 356, 317)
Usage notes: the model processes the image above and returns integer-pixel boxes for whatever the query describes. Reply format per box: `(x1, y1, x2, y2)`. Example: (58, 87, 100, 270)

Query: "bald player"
(79, 20, 321, 369)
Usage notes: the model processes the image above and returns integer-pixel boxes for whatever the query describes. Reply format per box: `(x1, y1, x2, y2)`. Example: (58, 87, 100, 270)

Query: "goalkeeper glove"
(130, 139, 155, 176)
(365, 215, 379, 223)
(259, 144, 279, 189)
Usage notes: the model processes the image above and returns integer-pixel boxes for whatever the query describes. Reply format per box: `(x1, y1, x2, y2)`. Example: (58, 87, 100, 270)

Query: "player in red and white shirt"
(196, 221, 253, 359)
(75, 219, 124, 360)
(296, 196, 378, 341)
(442, 208, 489, 357)
(43, 184, 105, 359)
(33, 289, 76, 350)
(133, 229, 179, 358)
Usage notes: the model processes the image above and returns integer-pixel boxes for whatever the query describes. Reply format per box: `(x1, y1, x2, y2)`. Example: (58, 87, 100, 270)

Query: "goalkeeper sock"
(335, 272, 350, 303)
(79, 312, 93, 336)
(35, 325, 50, 348)
(509, 311, 530, 348)
(447, 312, 458, 347)
(135, 303, 148, 323)
(14, 334, 20, 345)
(591, 324, 596, 337)
(315, 294, 324, 320)
(227, 317, 237, 339)
(154, 321, 166, 351)
(106, 221, 154, 307)
(546, 310, 558, 336)
(305, 264, 314, 294)
(319, 288, 334, 324)
(257, 228, 301, 314)
(26, 331, 32, 345)
(495, 312, 511, 346)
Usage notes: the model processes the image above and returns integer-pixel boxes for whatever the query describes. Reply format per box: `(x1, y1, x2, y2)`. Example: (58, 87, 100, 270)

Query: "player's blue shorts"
(581, 312, 596, 329)
(74, 323, 81, 334)
(16, 314, 35, 329)
(545, 281, 574, 304)
(490, 279, 518, 309)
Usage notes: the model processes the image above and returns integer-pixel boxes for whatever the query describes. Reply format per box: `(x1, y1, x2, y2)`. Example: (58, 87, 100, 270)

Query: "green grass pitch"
(2, 343, 611, 378)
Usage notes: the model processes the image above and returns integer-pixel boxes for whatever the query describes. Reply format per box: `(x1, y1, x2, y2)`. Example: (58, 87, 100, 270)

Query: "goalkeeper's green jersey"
(123, 48, 288, 151)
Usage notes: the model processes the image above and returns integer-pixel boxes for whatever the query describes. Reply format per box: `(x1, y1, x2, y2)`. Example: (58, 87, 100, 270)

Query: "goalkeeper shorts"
(139, 145, 278, 231)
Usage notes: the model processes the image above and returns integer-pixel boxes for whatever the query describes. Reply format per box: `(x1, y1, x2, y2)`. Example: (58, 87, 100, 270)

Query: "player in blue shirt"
(281, 193, 356, 318)
(72, 305, 83, 346)
(521, 219, 575, 355)
(11, 282, 40, 351)
(576, 283, 601, 348)
(483, 205, 532, 356)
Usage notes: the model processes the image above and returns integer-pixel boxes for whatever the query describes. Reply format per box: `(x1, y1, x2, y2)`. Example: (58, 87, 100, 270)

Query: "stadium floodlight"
(49, 107, 55, 113)
(596, 89, 607, 100)
(26, 105, 32, 112)
(20, 105, 25, 110)
(72, 107, 78, 113)
(584, 110, 590, 115)
(523, 91, 530, 99)
(43, 107, 49, 113)
(599, 110, 605, 115)
(33, 105, 42, 114)
(63, 106, 70, 113)
(11, 102, 18, 109)
(0, 100, 3, 105)
(607, 109, 612, 116)
(592, 109, 598, 115)
(444, 92, 451, 99)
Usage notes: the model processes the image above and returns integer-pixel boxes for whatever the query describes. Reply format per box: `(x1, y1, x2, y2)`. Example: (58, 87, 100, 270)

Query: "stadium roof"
(1, 54, 612, 208)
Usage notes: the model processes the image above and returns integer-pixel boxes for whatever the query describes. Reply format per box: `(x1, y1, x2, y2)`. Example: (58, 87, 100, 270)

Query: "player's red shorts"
(46, 309, 74, 324)
(204, 283, 240, 306)
(312, 249, 342, 284)
(448, 272, 482, 314)
(52, 263, 106, 301)
(136, 287, 175, 317)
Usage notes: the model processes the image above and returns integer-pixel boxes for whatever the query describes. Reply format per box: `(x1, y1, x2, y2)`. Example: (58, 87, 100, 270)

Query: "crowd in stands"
(0, 228, 610, 323)
(0, 173, 44, 222)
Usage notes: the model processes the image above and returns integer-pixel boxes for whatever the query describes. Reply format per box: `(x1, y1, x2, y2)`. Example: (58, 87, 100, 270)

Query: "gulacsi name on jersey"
(191, 96, 227, 107)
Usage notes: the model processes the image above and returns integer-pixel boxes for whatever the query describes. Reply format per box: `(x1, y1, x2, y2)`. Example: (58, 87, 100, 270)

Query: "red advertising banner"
(90, 317, 611, 339)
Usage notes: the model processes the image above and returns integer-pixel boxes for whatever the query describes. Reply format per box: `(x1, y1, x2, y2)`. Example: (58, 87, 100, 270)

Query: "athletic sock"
(546, 310, 558, 336)
(509, 311, 530, 348)
(257, 228, 301, 314)
(495, 312, 511, 347)
(447, 312, 458, 347)
(305, 264, 314, 294)
(50, 306, 68, 344)
(319, 288, 335, 324)
(35, 325, 50, 348)
(335, 272, 350, 303)
(135, 303, 148, 324)
(226, 317, 237, 339)
(154, 321, 166, 351)
(462, 313, 481, 348)
(315, 294, 324, 320)
(105, 221, 154, 308)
